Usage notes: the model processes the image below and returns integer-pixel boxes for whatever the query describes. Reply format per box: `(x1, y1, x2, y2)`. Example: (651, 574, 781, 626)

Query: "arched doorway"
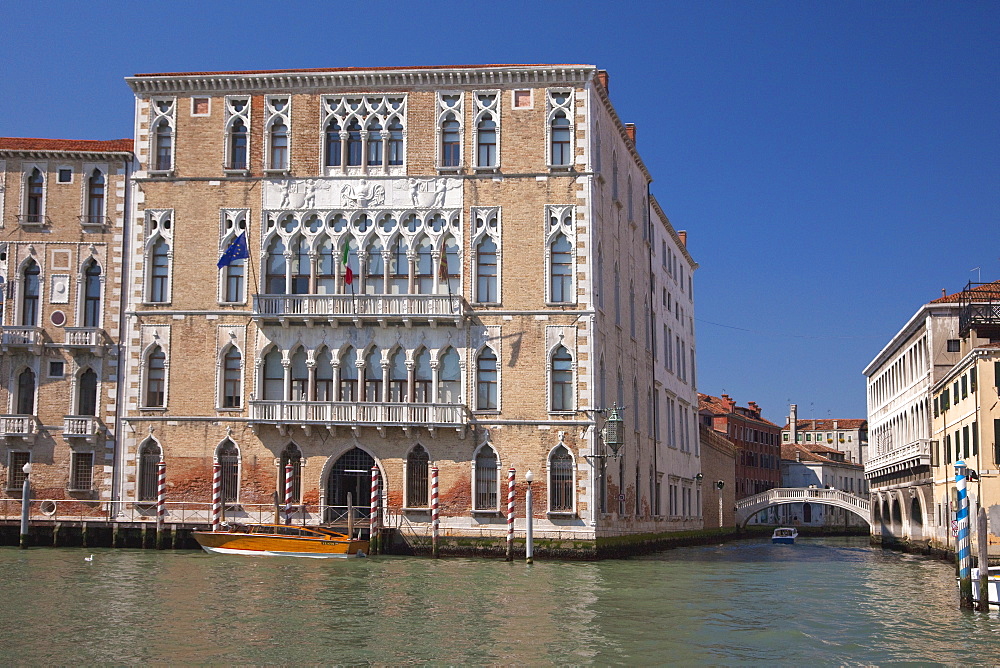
(803, 502, 812, 524)
(325, 448, 378, 522)
(890, 498, 903, 540)
(910, 497, 924, 541)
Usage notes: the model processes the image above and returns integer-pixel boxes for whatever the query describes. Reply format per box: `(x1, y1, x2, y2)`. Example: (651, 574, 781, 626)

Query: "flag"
(438, 246, 449, 282)
(217, 234, 249, 268)
(341, 242, 353, 285)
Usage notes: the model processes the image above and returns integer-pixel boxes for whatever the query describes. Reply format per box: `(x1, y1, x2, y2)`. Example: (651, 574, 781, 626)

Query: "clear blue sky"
(3, 1, 997, 424)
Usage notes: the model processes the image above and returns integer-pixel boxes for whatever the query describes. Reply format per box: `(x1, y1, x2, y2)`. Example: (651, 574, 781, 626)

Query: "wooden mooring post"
(977, 507, 990, 612)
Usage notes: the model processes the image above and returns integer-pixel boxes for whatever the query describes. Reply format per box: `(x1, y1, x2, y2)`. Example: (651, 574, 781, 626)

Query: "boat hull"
(772, 537, 796, 545)
(972, 567, 1000, 606)
(193, 529, 368, 559)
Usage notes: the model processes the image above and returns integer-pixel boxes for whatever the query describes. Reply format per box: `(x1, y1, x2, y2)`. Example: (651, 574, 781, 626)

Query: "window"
(16, 368, 35, 415)
(70, 452, 94, 491)
(265, 97, 290, 172)
(86, 169, 105, 223)
(512, 90, 532, 109)
(228, 119, 248, 170)
(475, 236, 498, 303)
(547, 88, 574, 168)
(57, 168, 72, 183)
(364, 347, 383, 402)
(406, 445, 429, 508)
(437, 93, 463, 169)
(549, 445, 573, 511)
(83, 260, 101, 327)
(138, 440, 161, 502)
(148, 236, 170, 302)
(366, 120, 383, 166)
(21, 259, 40, 326)
(476, 115, 497, 167)
(48, 361, 65, 378)
(218, 440, 239, 503)
(474, 445, 498, 511)
(25, 168, 44, 223)
(551, 345, 573, 411)
(438, 347, 461, 403)
(280, 444, 302, 504)
(264, 237, 287, 294)
(388, 348, 407, 402)
(325, 120, 342, 167)
(268, 122, 288, 170)
(338, 346, 357, 401)
(321, 95, 407, 172)
(550, 112, 571, 166)
(78, 368, 98, 416)
(387, 120, 404, 166)
(154, 121, 173, 171)
(415, 237, 434, 294)
(413, 349, 432, 402)
(947, 339, 960, 353)
(550, 233, 573, 303)
(476, 348, 498, 410)
(222, 347, 242, 408)
(145, 345, 166, 407)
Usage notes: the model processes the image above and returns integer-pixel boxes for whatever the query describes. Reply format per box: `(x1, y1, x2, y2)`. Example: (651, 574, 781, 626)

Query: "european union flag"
(217, 234, 250, 268)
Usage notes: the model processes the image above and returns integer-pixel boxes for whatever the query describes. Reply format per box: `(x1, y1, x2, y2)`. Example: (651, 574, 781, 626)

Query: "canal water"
(2, 536, 999, 665)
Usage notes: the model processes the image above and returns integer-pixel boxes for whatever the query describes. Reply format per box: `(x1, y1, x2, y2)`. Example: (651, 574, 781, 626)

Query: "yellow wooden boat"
(193, 524, 368, 558)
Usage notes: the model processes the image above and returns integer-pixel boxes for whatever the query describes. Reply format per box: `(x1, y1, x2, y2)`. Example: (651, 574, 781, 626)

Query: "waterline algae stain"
(1, 537, 998, 664)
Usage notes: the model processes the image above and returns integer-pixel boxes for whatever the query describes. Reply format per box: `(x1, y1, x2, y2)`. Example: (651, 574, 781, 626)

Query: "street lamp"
(584, 404, 627, 515)
(525, 470, 534, 565)
(20, 461, 33, 549)
(715, 480, 725, 528)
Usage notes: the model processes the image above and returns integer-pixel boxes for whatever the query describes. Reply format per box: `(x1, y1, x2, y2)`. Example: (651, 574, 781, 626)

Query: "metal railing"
(253, 293, 465, 321)
(250, 400, 468, 427)
(959, 280, 1000, 337)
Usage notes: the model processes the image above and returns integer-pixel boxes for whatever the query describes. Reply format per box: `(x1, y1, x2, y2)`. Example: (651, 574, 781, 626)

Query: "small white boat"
(972, 566, 1000, 606)
(772, 527, 798, 544)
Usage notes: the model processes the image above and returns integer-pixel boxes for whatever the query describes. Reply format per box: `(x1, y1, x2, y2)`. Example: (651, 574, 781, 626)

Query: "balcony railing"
(253, 293, 466, 326)
(0, 415, 39, 443)
(1, 326, 45, 353)
(78, 214, 108, 229)
(63, 327, 109, 354)
(63, 415, 103, 441)
(250, 400, 468, 430)
(959, 281, 1000, 337)
(864, 438, 933, 479)
(16, 214, 49, 227)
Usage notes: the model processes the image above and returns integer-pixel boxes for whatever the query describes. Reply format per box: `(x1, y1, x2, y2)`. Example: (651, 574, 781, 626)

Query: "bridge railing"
(736, 487, 869, 512)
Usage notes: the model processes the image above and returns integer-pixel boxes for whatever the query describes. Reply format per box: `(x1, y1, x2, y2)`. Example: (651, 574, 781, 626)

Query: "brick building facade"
(698, 393, 780, 499)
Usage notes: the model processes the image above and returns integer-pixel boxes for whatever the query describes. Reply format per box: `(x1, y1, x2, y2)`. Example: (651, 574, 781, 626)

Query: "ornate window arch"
(144, 210, 173, 304)
(388, 346, 408, 402)
(77, 366, 99, 417)
(547, 89, 574, 168)
(260, 345, 284, 401)
(264, 96, 290, 172)
(144, 344, 167, 408)
(437, 92, 463, 169)
(219, 210, 248, 304)
(220, 344, 243, 409)
(413, 347, 432, 403)
(20, 257, 40, 327)
(149, 98, 175, 173)
(550, 344, 574, 412)
(137, 438, 162, 502)
(86, 168, 105, 223)
(224, 96, 250, 172)
(547, 442, 575, 512)
(24, 167, 45, 223)
(363, 345, 383, 402)
(216, 439, 240, 504)
(546, 206, 575, 305)
(437, 346, 461, 404)
(476, 345, 498, 411)
(337, 344, 358, 401)
(405, 444, 430, 509)
(15, 366, 36, 415)
(472, 441, 499, 512)
(473, 90, 500, 169)
(81, 258, 102, 328)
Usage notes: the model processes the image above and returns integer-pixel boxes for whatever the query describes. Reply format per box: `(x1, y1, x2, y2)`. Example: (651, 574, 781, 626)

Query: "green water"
(1, 537, 998, 665)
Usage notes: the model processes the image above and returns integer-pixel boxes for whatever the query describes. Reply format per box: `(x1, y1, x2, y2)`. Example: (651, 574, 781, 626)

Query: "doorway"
(325, 448, 378, 522)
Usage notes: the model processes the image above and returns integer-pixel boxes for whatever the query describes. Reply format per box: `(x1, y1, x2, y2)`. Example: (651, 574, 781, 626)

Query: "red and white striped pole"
(506, 467, 515, 561)
(155, 459, 166, 548)
(211, 462, 222, 531)
(431, 465, 440, 558)
(284, 462, 293, 525)
(370, 465, 380, 555)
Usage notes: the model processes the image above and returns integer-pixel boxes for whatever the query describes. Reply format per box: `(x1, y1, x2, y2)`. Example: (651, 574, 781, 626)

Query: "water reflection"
(1, 537, 999, 664)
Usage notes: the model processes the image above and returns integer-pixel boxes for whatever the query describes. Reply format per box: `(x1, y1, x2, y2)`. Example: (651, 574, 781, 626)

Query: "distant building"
(778, 440, 867, 527)
(781, 403, 868, 465)
(699, 424, 736, 528)
(698, 394, 780, 500)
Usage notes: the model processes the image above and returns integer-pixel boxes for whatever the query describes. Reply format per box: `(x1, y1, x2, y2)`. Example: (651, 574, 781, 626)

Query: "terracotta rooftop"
(0, 137, 133, 153)
(133, 63, 592, 78)
(698, 393, 779, 427)
(782, 419, 867, 430)
(781, 442, 863, 468)
(931, 279, 1000, 304)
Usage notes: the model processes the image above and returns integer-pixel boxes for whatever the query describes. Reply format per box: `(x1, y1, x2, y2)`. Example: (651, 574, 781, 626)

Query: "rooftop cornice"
(126, 64, 598, 95)
(591, 79, 652, 184)
(0, 149, 133, 161)
(651, 196, 698, 269)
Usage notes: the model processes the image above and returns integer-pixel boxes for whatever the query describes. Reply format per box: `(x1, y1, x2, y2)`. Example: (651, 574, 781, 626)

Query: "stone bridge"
(735, 487, 870, 527)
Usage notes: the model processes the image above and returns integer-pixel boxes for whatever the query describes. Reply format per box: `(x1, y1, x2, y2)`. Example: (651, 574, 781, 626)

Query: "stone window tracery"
(264, 97, 290, 173)
(548, 443, 574, 512)
(149, 98, 175, 173)
(224, 97, 250, 172)
(547, 89, 574, 168)
(473, 91, 500, 170)
(472, 207, 500, 304)
(144, 210, 173, 303)
(321, 95, 407, 175)
(219, 209, 248, 304)
(545, 205, 575, 304)
(436, 92, 463, 170)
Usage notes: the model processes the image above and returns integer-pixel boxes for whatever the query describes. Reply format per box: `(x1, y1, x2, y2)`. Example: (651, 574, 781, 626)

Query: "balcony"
(63, 327, 109, 355)
(1, 326, 45, 354)
(252, 294, 466, 328)
(78, 215, 108, 231)
(0, 415, 39, 444)
(63, 415, 104, 443)
(959, 281, 1000, 338)
(249, 400, 469, 435)
(864, 438, 933, 480)
(16, 214, 49, 228)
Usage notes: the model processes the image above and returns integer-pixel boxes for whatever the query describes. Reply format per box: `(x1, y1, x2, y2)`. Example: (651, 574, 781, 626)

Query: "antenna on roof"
(971, 267, 981, 282)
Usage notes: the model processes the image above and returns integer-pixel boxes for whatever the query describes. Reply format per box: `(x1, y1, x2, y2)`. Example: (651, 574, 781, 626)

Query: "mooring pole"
(211, 462, 222, 531)
(978, 506, 990, 611)
(525, 470, 534, 565)
(284, 463, 294, 525)
(19, 462, 32, 549)
(430, 466, 439, 558)
(370, 466, 379, 556)
(506, 467, 515, 562)
(955, 460, 973, 608)
(156, 460, 166, 549)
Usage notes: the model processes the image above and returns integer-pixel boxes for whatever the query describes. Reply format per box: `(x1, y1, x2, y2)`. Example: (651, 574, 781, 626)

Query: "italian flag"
(341, 242, 353, 285)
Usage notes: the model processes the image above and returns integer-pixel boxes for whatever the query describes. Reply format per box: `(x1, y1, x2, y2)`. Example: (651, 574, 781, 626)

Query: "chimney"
(790, 404, 798, 443)
(720, 394, 736, 412)
(796, 449, 801, 462)
(625, 123, 637, 145)
(833, 419, 838, 430)
(678, 231, 688, 246)
(595, 70, 609, 92)
(942, 288, 947, 297)
(748, 401, 760, 416)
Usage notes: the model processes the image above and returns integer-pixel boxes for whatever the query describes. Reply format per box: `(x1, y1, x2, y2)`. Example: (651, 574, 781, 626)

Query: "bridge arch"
(735, 488, 870, 528)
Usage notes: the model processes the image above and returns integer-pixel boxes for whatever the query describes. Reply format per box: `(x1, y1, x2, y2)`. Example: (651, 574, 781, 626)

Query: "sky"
(2, 1, 997, 424)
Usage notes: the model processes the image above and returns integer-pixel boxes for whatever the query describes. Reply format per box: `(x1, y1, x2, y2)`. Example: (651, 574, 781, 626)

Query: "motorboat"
(972, 566, 1000, 606)
(193, 523, 368, 558)
(771, 527, 798, 545)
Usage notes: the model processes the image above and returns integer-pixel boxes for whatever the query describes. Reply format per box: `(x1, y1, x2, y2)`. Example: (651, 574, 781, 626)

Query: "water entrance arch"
(324, 447, 378, 523)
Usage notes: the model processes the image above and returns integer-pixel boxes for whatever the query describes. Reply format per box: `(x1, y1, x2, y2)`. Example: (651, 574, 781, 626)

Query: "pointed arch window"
(148, 237, 170, 303)
(365, 239, 385, 294)
(138, 440, 161, 502)
(86, 169, 105, 223)
(145, 345, 166, 408)
(387, 119, 404, 166)
(366, 121, 383, 166)
(346, 120, 363, 166)
(265, 237, 287, 294)
(290, 237, 309, 295)
(475, 236, 498, 303)
(316, 238, 336, 295)
(279, 444, 302, 504)
(78, 368, 98, 416)
(550, 233, 573, 303)
(83, 260, 101, 327)
(549, 445, 574, 511)
(415, 237, 434, 294)
(406, 445, 429, 508)
(550, 111, 571, 166)
(315, 348, 333, 401)
(551, 346, 573, 412)
(325, 120, 342, 167)
(339, 347, 358, 401)
(474, 445, 498, 511)
(438, 347, 461, 403)
(217, 439, 239, 503)
(413, 349, 432, 402)
(21, 259, 40, 326)
(222, 347, 242, 408)
(229, 119, 248, 170)
(17, 368, 35, 415)
(388, 238, 408, 294)
(154, 121, 172, 171)
(476, 348, 498, 410)
(268, 122, 288, 170)
(388, 348, 407, 402)
(262, 348, 284, 401)
(476, 114, 497, 168)
(26, 168, 44, 223)
(364, 348, 383, 402)
(441, 113, 460, 167)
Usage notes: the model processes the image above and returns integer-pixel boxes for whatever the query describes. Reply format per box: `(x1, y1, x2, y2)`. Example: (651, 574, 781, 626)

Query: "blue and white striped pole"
(955, 460, 974, 608)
